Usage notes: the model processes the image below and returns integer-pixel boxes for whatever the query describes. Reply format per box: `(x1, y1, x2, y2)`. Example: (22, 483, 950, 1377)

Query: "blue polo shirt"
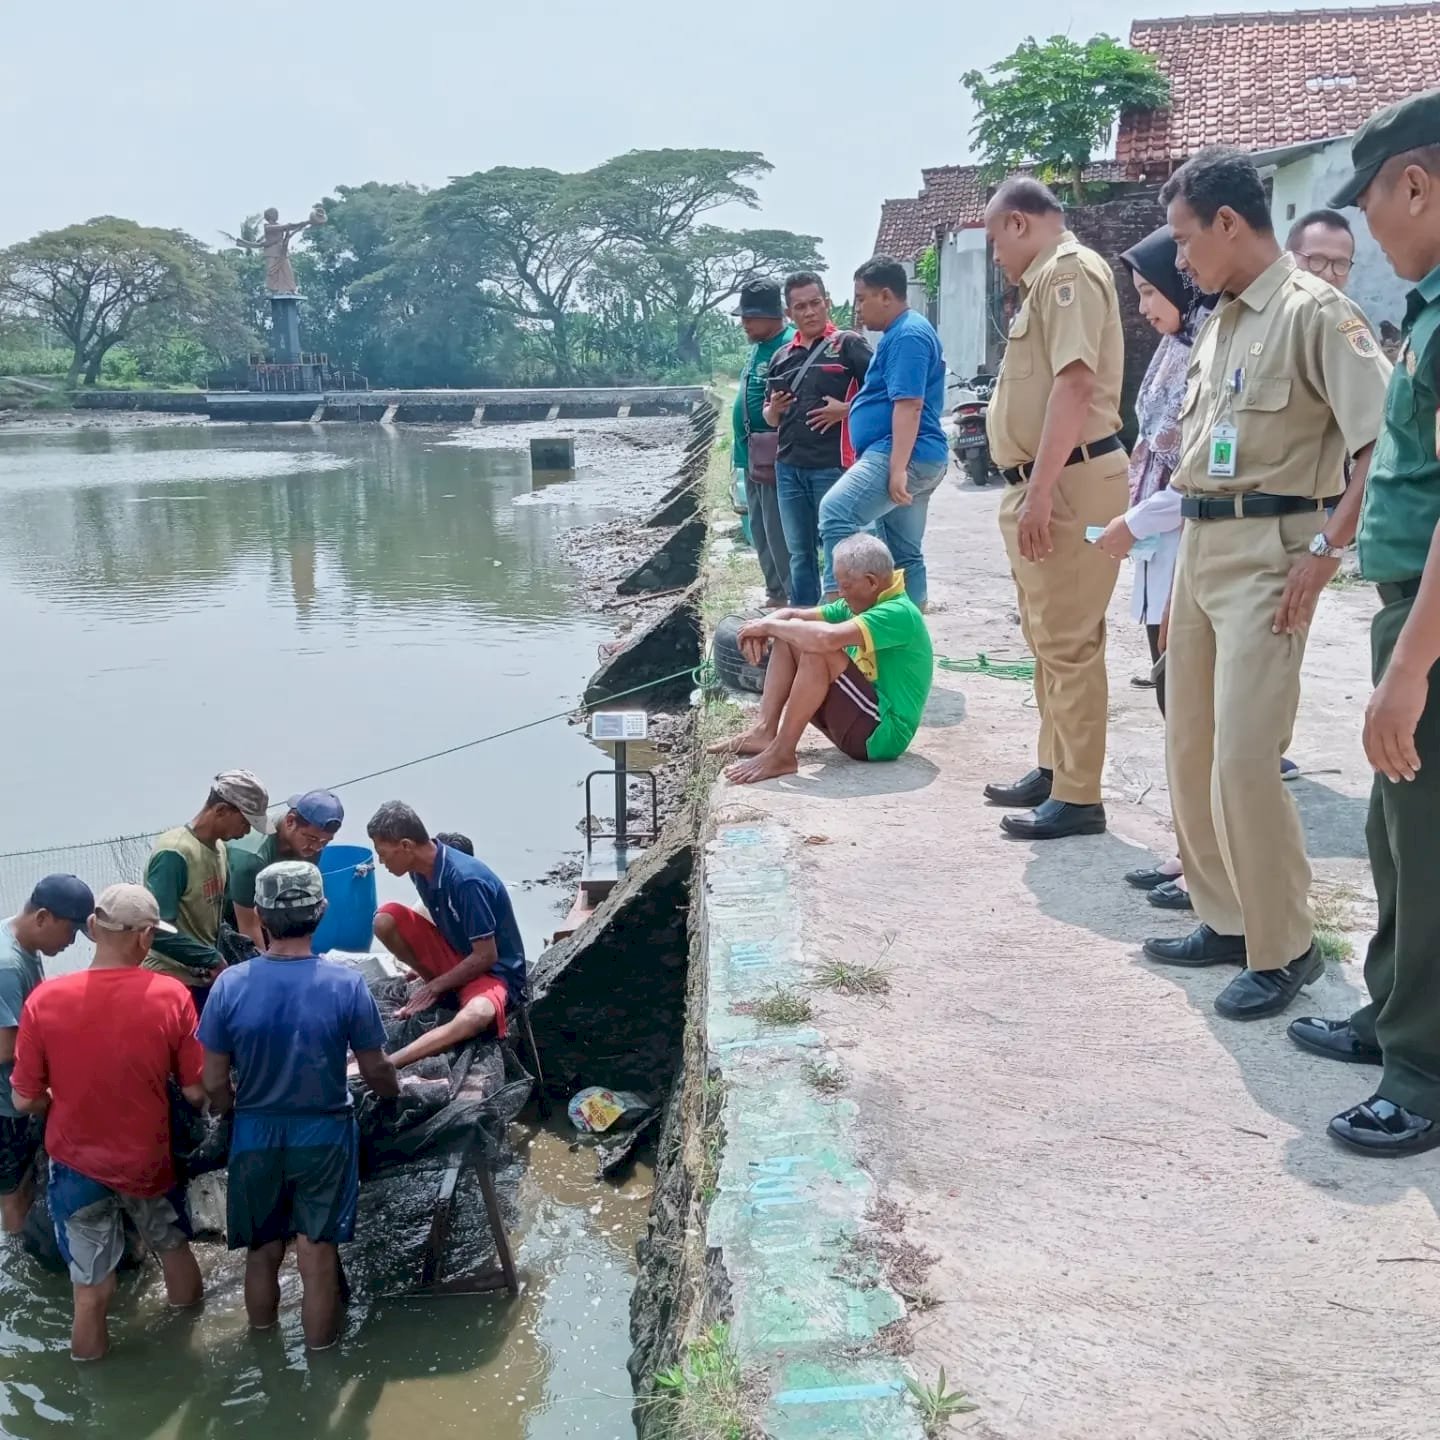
(846, 308, 949, 466)
(411, 844, 526, 1006)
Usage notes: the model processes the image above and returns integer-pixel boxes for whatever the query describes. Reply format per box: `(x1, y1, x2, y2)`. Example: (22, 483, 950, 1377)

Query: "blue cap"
(287, 790, 344, 832)
(28, 874, 96, 927)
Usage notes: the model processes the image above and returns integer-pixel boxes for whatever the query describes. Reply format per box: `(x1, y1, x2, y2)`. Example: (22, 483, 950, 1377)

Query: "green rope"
(936, 652, 1037, 682)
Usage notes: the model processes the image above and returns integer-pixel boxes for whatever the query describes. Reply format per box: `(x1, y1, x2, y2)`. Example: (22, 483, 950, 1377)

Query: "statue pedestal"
(270, 295, 302, 365)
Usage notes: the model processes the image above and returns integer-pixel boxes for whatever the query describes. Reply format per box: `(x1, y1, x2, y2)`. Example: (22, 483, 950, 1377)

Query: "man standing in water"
(11, 885, 205, 1361)
(143, 769, 273, 1009)
(200, 862, 397, 1349)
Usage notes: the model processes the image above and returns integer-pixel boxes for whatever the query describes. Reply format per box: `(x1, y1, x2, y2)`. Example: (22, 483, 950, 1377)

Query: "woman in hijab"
(1095, 226, 1213, 909)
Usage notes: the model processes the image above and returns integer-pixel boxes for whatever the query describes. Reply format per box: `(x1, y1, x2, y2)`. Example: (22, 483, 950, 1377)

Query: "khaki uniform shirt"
(987, 230, 1125, 468)
(1173, 253, 1390, 497)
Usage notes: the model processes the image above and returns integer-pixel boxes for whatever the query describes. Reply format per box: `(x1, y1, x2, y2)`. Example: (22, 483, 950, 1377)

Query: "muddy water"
(0, 417, 684, 1437)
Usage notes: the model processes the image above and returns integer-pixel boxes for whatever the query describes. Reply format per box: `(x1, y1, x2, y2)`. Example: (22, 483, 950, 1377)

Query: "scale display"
(589, 711, 649, 741)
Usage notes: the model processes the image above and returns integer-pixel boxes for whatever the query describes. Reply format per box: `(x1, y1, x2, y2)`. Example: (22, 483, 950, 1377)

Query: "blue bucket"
(312, 844, 378, 954)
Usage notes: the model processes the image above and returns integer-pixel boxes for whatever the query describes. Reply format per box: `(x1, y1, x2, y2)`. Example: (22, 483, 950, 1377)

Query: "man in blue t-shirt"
(366, 801, 527, 1071)
(817, 255, 949, 609)
(199, 861, 398, 1351)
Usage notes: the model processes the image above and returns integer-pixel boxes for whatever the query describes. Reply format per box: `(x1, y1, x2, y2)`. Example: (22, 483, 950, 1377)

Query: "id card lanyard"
(1208, 367, 1242, 478)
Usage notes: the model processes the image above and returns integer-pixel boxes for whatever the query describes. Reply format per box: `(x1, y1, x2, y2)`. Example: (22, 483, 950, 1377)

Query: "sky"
(2, 0, 1385, 278)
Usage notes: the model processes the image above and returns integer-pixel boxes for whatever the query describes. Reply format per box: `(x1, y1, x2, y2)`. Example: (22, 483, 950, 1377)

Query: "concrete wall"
(938, 227, 990, 384)
(1267, 142, 1409, 330)
(72, 390, 209, 413)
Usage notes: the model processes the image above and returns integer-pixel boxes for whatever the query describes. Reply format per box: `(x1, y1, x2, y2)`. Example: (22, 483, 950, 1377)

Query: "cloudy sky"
(3, 0, 1377, 276)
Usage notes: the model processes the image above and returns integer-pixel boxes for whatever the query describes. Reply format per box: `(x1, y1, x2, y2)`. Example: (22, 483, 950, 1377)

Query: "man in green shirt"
(1289, 90, 1440, 1156)
(228, 790, 344, 949)
(732, 280, 797, 607)
(143, 770, 272, 1007)
(709, 532, 933, 784)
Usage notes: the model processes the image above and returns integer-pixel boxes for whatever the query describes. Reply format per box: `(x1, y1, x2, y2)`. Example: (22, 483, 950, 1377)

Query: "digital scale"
(571, 710, 659, 920)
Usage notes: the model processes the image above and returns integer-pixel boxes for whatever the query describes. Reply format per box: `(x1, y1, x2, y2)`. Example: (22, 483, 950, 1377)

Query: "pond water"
(0, 416, 684, 1438)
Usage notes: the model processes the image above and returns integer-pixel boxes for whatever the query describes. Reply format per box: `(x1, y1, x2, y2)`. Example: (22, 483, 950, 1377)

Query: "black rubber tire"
(966, 453, 990, 487)
(712, 614, 769, 694)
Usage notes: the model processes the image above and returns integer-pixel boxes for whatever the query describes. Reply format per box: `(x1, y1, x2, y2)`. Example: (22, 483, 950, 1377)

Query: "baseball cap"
(1330, 88, 1440, 208)
(732, 279, 784, 319)
(213, 769, 274, 834)
(254, 860, 325, 911)
(92, 883, 176, 935)
(287, 789, 344, 832)
(28, 874, 95, 928)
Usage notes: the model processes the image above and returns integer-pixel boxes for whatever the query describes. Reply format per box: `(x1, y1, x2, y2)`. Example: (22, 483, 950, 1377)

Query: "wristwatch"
(1309, 531, 1346, 560)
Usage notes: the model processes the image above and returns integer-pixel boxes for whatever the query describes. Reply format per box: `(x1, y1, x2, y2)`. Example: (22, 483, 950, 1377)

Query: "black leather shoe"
(984, 767, 1052, 808)
(1288, 1016, 1382, 1066)
(1329, 1096, 1440, 1157)
(1213, 946, 1323, 1020)
(1143, 924, 1246, 968)
(1125, 866, 1178, 891)
(1000, 798, 1106, 840)
(1148, 881, 1193, 912)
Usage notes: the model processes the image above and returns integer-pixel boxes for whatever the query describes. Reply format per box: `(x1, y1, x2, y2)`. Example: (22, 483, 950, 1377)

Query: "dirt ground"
(710, 471, 1440, 1440)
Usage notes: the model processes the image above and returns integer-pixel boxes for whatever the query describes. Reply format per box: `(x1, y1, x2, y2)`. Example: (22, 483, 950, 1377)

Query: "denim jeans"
(817, 449, 949, 606)
(775, 462, 844, 606)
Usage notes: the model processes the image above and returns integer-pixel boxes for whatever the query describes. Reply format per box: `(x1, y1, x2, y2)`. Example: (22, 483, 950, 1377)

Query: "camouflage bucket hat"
(254, 860, 325, 910)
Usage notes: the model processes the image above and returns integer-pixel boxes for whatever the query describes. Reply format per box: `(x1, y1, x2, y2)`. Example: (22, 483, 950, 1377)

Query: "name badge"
(1208, 423, 1238, 478)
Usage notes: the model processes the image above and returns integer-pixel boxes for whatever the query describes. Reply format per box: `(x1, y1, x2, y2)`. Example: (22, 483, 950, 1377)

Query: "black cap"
(731, 280, 784, 319)
(1330, 88, 1440, 208)
(28, 874, 95, 928)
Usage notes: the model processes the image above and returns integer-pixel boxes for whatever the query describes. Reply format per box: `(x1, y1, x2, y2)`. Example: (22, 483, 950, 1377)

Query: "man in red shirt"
(11, 884, 206, 1361)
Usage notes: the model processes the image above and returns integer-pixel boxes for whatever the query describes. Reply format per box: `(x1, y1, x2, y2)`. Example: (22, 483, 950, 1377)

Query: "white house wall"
(939, 227, 990, 383)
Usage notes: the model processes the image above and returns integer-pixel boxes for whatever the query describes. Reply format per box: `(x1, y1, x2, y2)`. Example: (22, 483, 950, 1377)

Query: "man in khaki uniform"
(983, 178, 1129, 840)
(1143, 148, 1390, 1020)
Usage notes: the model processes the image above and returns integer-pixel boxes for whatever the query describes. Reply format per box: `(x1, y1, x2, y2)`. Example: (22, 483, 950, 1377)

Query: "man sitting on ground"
(711, 533, 934, 784)
(1, 875, 94, 1235)
(228, 790, 345, 951)
(199, 862, 398, 1351)
(367, 802, 527, 1071)
(10, 885, 205, 1361)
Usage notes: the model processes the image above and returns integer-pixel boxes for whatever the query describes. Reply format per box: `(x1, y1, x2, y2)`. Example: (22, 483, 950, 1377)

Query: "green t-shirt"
(820, 574, 933, 760)
(227, 833, 280, 912)
(1359, 264, 1440, 583)
(731, 323, 795, 473)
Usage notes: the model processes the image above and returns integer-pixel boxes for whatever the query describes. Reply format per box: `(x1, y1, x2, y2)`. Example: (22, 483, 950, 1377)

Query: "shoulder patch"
(1338, 316, 1380, 359)
(1054, 277, 1077, 308)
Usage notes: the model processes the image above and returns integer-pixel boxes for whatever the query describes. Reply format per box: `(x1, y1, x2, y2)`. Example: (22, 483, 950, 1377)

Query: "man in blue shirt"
(367, 801, 527, 1071)
(199, 861, 398, 1350)
(817, 255, 950, 609)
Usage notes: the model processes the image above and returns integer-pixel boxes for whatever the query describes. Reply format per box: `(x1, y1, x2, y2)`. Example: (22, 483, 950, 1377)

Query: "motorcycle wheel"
(965, 453, 990, 487)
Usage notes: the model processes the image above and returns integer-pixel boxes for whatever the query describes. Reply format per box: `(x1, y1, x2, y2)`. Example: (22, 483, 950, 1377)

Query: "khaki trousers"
(1166, 510, 1324, 970)
(999, 454, 1129, 804)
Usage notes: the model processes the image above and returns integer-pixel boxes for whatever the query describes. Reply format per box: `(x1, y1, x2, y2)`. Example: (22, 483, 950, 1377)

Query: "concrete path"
(712, 473, 1440, 1439)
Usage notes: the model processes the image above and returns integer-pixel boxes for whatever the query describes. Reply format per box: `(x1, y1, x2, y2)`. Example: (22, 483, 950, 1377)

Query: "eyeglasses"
(1296, 252, 1354, 278)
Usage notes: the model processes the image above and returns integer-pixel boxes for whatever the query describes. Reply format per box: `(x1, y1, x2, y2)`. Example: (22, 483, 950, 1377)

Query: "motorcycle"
(949, 371, 996, 486)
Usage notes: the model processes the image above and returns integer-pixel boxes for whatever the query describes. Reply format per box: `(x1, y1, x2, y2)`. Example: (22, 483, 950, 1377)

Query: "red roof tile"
(874, 197, 934, 259)
(1119, 5, 1440, 171)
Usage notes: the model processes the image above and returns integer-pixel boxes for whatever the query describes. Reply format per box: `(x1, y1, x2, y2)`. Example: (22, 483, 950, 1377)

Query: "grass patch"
(700, 547, 759, 632)
(802, 1058, 845, 1095)
(696, 1073, 726, 1204)
(752, 985, 813, 1026)
(1316, 928, 1354, 964)
(813, 958, 891, 996)
(687, 696, 746, 807)
(905, 1369, 978, 1436)
(1328, 566, 1367, 591)
(1313, 882, 1359, 963)
(651, 1324, 763, 1440)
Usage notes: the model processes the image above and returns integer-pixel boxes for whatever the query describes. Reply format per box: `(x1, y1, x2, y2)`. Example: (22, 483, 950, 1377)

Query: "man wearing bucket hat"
(1288, 89, 1440, 1157)
(11, 884, 206, 1360)
(142, 769, 272, 1008)
(199, 860, 397, 1349)
(228, 789, 344, 951)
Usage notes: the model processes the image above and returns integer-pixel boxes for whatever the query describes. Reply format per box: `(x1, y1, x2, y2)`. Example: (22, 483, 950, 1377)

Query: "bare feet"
(706, 725, 773, 757)
(725, 747, 799, 785)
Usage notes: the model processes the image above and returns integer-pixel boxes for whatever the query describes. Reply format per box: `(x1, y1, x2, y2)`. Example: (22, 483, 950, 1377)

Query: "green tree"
(0, 217, 221, 386)
(962, 35, 1169, 200)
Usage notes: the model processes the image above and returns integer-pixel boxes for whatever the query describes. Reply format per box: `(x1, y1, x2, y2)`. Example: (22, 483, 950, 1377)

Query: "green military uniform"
(143, 826, 229, 990)
(1349, 262, 1440, 1117)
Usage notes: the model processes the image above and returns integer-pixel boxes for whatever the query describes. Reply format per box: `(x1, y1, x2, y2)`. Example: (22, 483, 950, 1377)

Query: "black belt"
(1180, 493, 1337, 520)
(1378, 578, 1422, 605)
(1000, 434, 1125, 486)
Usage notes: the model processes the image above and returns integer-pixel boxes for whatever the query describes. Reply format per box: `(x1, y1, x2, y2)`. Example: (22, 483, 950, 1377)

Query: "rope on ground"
(0, 664, 705, 863)
(936, 652, 1037, 682)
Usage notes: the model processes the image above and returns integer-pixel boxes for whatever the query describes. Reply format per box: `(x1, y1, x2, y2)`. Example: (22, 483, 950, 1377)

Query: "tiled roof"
(1119, 5, 1440, 170)
(872, 161, 1129, 256)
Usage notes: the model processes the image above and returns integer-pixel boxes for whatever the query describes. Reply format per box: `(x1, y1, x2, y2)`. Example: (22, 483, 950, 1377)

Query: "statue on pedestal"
(227, 206, 326, 295)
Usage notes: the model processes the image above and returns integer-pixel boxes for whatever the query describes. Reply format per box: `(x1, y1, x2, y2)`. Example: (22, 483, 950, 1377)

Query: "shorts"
(227, 1112, 360, 1249)
(0, 1114, 42, 1196)
(49, 1159, 187, 1287)
(812, 660, 881, 761)
(376, 903, 509, 1037)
